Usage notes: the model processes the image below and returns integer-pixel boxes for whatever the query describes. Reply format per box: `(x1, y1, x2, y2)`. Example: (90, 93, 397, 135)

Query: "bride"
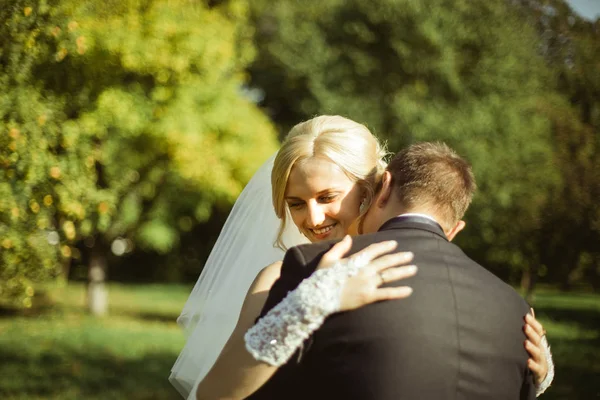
(170, 116, 554, 399)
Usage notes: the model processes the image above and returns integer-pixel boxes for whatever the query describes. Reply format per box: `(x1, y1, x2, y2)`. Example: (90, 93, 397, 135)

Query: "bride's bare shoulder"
(248, 261, 283, 294)
(233, 262, 282, 327)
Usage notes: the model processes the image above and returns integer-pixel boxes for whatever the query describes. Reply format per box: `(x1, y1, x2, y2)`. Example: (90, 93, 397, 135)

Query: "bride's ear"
(374, 171, 393, 209)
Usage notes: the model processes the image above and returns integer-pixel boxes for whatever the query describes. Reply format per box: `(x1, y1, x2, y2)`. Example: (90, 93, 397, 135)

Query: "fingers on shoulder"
(525, 339, 542, 360)
(320, 236, 352, 265)
(525, 311, 546, 335)
(527, 358, 543, 375)
(358, 240, 398, 260)
(373, 286, 414, 301)
(524, 323, 543, 346)
(377, 265, 418, 281)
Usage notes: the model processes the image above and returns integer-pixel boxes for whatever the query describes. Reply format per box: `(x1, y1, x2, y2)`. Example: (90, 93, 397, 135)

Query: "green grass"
(0, 284, 598, 399)
(0, 283, 192, 400)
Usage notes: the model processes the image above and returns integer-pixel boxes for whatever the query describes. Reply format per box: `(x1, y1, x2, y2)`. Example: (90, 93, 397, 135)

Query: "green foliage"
(0, 0, 66, 308)
(516, 0, 600, 289)
(250, 0, 560, 277)
(0, 0, 278, 308)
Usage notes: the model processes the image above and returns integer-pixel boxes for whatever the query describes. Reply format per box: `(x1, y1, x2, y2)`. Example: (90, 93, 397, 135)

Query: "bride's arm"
(524, 311, 555, 396)
(196, 236, 416, 400)
(195, 261, 283, 400)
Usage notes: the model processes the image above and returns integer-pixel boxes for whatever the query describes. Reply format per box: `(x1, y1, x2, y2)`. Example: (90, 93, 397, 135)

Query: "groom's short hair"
(387, 142, 476, 229)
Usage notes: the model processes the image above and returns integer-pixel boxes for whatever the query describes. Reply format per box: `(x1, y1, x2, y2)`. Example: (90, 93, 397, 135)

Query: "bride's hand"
(524, 308, 549, 384)
(317, 235, 417, 312)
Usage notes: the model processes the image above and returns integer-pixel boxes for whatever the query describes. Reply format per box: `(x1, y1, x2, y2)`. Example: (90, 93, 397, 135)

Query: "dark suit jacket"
(248, 216, 536, 400)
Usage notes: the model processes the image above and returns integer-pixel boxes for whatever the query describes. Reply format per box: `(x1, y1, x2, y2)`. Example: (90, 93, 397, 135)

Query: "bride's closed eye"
(288, 201, 305, 209)
(286, 192, 339, 209)
(318, 194, 338, 203)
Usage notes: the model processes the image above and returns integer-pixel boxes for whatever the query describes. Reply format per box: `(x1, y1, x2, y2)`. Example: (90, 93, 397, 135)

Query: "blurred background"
(0, 0, 598, 398)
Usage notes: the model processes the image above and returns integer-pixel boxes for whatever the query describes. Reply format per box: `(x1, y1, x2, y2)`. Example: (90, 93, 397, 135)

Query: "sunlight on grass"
(0, 283, 191, 400)
(0, 284, 598, 399)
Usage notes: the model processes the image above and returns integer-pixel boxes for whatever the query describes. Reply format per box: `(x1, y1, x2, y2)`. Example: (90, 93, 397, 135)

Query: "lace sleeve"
(244, 258, 365, 367)
(535, 335, 555, 396)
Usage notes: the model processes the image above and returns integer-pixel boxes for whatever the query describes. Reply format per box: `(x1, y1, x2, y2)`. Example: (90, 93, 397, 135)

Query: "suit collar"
(377, 215, 448, 241)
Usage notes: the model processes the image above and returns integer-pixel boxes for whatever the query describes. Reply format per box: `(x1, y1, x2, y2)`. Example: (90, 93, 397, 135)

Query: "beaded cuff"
(244, 255, 368, 366)
(535, 335, 555, 396)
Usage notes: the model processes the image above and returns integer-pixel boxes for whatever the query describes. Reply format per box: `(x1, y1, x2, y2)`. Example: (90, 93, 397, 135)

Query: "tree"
(0, 0, 278, 311)
(516, 0, 600, 292)
(249, 0, 560, 283)
(0, 0, 67, 308)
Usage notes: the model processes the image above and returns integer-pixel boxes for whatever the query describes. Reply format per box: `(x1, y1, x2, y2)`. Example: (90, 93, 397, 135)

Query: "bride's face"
(285, 157, 363, 243)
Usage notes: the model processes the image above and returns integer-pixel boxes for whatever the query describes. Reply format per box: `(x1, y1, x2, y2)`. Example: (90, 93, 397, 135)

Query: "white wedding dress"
(169, 155, 554, 399)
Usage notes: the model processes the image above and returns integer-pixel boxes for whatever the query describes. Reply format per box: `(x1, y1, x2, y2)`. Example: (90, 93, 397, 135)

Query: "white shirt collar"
(397, 213, 440, 225)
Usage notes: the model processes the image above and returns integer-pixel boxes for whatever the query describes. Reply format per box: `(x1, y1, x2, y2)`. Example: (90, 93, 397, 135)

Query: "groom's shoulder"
(288, 230, 397, 268)
(285, 238, 341, 268)
(451, 248, 531, 309)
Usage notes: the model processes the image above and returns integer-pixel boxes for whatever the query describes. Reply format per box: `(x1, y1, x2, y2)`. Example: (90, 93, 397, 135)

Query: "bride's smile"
(310, 223, 336, 237)
(284, 156, 363, 243)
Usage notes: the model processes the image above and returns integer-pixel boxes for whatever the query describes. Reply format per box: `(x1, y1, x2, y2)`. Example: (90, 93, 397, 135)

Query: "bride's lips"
(308, 223, 337, 241)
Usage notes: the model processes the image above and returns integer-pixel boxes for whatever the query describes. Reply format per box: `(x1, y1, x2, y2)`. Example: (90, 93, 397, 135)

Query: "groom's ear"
(375, 171, 393, 208)
(446, 220, 466, 242)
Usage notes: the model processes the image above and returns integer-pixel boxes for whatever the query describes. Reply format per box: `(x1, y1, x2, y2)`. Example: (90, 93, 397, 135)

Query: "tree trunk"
(520, 266, 537, 303)
(87, 243, 108, 316)
(589, 255, 600, 292)
(60, 257, 72, 284)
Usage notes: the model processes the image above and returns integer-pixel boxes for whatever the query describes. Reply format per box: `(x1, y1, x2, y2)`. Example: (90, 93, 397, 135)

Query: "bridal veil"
(169, 154, 308, 399)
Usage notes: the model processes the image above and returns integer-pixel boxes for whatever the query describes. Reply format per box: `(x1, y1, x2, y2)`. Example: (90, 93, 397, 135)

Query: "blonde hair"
(272, 115, 388, 250)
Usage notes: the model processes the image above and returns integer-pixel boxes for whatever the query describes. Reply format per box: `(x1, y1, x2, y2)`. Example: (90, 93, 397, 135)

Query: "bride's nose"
(306, 202, 326, 227)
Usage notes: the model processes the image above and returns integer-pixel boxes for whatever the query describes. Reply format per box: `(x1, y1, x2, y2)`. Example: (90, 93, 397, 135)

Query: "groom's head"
(361, 142, 476, 241)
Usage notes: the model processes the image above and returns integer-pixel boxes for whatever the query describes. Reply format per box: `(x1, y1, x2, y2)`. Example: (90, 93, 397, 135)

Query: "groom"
(248, 142, 537, 399)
